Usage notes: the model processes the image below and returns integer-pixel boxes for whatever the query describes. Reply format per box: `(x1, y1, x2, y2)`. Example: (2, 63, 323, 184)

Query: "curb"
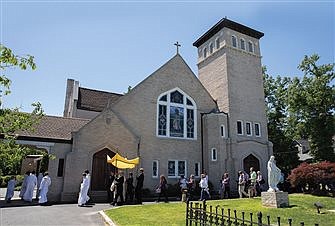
(99, 210, 117, 226)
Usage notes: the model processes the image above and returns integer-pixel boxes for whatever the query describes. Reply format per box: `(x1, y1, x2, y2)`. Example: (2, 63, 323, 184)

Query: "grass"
(104, 194, 335, 226)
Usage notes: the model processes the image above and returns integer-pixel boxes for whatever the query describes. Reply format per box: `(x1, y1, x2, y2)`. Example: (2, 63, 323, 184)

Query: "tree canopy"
(0, 44, 44, 175)
(264, 54, 335, 169)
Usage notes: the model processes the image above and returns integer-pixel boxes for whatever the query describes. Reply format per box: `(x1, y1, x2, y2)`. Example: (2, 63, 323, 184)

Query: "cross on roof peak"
(174, 41, 181, 54)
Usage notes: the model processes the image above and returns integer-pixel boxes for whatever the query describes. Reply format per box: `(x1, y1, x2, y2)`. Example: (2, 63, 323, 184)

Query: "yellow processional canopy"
(107, 153, 139, 169)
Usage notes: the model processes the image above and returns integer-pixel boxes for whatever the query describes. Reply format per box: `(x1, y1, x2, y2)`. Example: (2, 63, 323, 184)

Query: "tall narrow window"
(168, 161, 176, 177)
(57, 158, 64, 177)
(248, 41, 254, 53)
(178, 160, 186, 176)
(220, 125, 225, 137)
(203, 48, 207, 58)
(209, 43, 213, 54)
(152, 160, 159, 178)
(232, 35, 237, 47)
(157, 88, 197, 139)
(211, 148, 217, 161)
(237, 120, 243, 135)
(240, 39, 245, 50)
(158, 105, 167, 135)
(194, 162, 200, 177)
(216, 38, 220, 49)
(246, 122, 252, 136)
(255, 123, 261, 137)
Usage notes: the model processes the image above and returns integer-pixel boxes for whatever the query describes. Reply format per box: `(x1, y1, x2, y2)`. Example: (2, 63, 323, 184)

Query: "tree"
(287, 54, 335, 162)
(263, 67, 299, 173)
(0, 44, 44, 175)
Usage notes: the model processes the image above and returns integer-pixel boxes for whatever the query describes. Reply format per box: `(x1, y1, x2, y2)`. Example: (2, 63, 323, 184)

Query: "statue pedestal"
(261, 191, 289, 208)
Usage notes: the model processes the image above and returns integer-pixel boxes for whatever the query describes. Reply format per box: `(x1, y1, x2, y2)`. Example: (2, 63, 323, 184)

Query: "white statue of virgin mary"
(267, 156, 282, 192)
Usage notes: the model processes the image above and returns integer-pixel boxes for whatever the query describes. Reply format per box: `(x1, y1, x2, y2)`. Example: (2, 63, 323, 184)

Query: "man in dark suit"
(112, 171, 125, 206)
(135, 168, 144, 204)
(107, 171, 115, 203)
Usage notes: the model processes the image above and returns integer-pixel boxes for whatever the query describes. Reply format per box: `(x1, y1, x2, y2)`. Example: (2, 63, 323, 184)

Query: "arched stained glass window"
(157, 88, 197, 139)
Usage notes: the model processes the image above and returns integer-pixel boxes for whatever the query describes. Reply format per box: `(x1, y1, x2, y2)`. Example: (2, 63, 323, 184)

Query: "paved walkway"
(0, 201, 111, 226)
(1, 187, 111, 226)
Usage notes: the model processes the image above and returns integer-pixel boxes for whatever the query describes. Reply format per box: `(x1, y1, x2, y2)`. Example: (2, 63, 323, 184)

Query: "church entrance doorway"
(243, 154, 260, 173)
(91, 148, 116, 191)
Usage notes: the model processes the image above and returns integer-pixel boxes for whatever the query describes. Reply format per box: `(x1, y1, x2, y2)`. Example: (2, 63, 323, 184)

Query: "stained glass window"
(157, 88, 196, 139)
(158, 105, 167, 135)
(186, 98, 193, 106)
(168, 161, 175, 177)
(178, 161, 186, 176)
(187, 109, 194, 138)
(170, 106, 184, 137)
(170, 90, 183, 104)
(159, 95, 167, 102)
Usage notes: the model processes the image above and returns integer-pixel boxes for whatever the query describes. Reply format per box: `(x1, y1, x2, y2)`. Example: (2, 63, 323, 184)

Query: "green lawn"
(104, 194, 335, 226)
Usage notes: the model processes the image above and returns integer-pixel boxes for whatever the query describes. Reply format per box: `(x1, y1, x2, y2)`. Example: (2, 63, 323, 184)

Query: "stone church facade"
(17, 18, 272, 202)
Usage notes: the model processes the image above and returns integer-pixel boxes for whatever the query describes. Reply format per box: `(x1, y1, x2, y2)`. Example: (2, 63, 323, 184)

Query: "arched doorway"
(243, 154, 260, 173)
(91, 148, 116, 191)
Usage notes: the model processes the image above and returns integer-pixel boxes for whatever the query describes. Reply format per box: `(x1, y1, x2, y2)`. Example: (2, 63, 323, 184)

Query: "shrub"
(288, 161, 335, 196)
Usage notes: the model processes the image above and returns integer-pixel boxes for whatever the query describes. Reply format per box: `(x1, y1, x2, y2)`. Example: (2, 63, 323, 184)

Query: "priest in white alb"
(38, 172, 51, 205)
(78, 173, 90, 206)
(23, 171, 37, 202)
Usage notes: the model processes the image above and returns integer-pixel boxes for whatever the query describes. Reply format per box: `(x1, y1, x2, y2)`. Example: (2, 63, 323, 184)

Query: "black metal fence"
(186, 200, 319, 226)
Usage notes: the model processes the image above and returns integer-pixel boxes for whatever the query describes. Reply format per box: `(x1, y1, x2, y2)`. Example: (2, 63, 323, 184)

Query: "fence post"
(209, 205, 213, 225)
(221, 208, 225, 225)
(250, 212, 253, 226)
(202, 200, 207, 226)
(300, 223, 304, 226)
(195, 203, 199, 226)
(234, 210, 237, 226)
(257, 212, 262, 226)
(228, 209, 231, 226)
(267, 216, 270, 226)
(242, 212, 245, 226)
(277, 217, 281, 226)
(186, 201, 189, 226)
(288, 218, 292, 226)
(215, 205, 219, 225)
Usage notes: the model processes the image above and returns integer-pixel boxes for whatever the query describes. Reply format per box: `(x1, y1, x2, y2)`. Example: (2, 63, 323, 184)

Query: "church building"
(17, 18, 273, 202)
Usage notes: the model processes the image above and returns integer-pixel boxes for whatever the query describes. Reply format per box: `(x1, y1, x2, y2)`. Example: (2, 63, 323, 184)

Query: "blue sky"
(1, 1, 334, 116)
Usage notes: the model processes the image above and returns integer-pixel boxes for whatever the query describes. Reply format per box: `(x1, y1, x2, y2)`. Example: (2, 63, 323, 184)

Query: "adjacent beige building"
(17, 18, 272, 202)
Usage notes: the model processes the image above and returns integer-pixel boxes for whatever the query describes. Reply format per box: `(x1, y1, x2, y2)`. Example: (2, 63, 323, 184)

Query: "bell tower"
(193, 18, 269, 143)
(194, 18, 272, 180)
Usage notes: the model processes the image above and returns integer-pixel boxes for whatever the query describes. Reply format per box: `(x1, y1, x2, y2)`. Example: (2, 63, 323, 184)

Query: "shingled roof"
(77, 87, 123, 112)
(18, 115, 89, 142)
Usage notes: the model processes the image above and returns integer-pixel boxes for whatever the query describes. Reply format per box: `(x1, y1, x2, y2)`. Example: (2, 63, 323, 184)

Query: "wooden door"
(91, 149, 116, 191)
(243, 154, 260, 173)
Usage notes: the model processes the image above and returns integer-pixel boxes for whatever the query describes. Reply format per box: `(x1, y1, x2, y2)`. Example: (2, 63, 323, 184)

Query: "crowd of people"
(6, 159, 281, 206)
(5, 171, 51, 205)
(106, 167, 144, 206)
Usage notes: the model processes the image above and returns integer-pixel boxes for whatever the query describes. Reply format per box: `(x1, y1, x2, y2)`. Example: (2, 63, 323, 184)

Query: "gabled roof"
(193, 18, 264, 47)
(77, 87, 123, 112)
(18, 115, 89, 141)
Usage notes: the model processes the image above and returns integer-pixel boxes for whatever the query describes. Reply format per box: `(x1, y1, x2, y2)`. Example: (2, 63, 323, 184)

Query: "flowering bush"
(288, 161, 335, 196)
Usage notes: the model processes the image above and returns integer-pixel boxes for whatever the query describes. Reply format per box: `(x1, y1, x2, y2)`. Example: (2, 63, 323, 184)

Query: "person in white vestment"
(19, 171, 30, 200)
(78, 173, 90, 206)
(23, 171, 37, 202)
(5, 176, 16, 203)
(36, 172, 43, 200)
(38, 172, 51, 205)
(267, 156, 282, 192)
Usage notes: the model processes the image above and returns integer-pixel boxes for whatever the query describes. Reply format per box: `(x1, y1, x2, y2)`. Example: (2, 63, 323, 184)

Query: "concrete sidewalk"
(0, 202, 111, 226)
